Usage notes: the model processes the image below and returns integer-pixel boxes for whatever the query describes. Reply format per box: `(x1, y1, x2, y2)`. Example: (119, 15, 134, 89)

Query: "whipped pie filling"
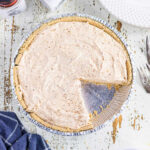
(16, 21, 128, 130)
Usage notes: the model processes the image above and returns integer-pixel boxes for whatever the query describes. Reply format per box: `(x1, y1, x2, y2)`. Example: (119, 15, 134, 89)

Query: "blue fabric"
(0, 111, 51, 150)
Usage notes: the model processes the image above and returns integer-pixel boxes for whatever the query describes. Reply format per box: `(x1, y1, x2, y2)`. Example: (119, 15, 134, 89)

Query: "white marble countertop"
(0, 0, 150, 150)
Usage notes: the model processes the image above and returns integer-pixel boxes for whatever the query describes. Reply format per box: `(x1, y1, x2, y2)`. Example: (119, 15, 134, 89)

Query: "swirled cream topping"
(17, 22, 128, 130)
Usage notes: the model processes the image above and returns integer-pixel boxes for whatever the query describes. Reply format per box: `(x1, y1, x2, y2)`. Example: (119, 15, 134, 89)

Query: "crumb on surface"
(112, 118, 118, 144)
(116, 21, 122, 32)
(89, 113, 93, 119)
(119, 115, 122, 128)
(93, 110, 98, 116)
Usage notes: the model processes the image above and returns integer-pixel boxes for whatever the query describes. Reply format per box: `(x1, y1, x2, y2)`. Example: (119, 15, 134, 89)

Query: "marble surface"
(0, 0, 150, 149)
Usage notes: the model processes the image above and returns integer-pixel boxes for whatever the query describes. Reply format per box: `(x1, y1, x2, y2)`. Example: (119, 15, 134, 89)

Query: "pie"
(13, 16, 132, 132)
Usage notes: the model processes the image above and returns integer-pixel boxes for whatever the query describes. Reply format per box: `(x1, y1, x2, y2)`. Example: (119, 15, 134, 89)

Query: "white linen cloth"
(40, 0, 64, 10)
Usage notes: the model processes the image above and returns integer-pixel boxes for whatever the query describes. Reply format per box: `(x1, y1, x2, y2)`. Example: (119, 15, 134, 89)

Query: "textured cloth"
(40, 0, 63, 10)
(0, 111, 50, 150)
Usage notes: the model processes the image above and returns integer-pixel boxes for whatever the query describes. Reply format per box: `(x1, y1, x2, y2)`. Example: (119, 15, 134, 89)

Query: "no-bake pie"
(13, 16, 132, 132)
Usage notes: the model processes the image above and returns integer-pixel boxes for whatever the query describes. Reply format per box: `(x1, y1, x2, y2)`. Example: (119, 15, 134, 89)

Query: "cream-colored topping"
(17, 22, 128, 129)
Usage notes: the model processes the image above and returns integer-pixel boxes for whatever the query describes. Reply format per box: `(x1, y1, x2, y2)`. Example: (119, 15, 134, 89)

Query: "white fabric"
(99, 0, 150, 27)
(40, 0, 63, 10)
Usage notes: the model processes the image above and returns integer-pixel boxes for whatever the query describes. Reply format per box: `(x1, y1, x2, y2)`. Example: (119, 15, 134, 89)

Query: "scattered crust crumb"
(138, 125, 141, 131)
(107, 85, 111, 89)
(99, 105, 103, 111)
(119, 115, 122, 128)
(89, 113, 93, 119)
(131, 114, 144, 130)
(106, 104, 110, 109)
(116, 21, 122, 32)
(93, 110, 98, 116)
(132, 118, 136, 130)
(112, 115, 123, 144)
(112, 118, 118, 144)
(141, 114, 144, 120)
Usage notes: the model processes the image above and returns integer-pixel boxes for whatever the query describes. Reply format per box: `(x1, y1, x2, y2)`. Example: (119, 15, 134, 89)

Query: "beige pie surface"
(14, 18, 132, 131)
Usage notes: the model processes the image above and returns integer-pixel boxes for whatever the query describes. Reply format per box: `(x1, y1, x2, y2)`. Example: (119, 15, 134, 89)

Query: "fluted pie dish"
(13, 15, 133, 134)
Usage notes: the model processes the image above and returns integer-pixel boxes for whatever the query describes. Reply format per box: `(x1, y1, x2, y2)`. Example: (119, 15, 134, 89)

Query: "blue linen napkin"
(0, 111, 51, 150)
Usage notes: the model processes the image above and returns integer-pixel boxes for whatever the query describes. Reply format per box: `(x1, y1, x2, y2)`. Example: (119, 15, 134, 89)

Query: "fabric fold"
(0, 111, 50, 150)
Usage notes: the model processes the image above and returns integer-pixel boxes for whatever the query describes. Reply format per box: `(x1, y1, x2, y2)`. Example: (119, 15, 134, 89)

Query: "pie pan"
(11, 13, 135, 136)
